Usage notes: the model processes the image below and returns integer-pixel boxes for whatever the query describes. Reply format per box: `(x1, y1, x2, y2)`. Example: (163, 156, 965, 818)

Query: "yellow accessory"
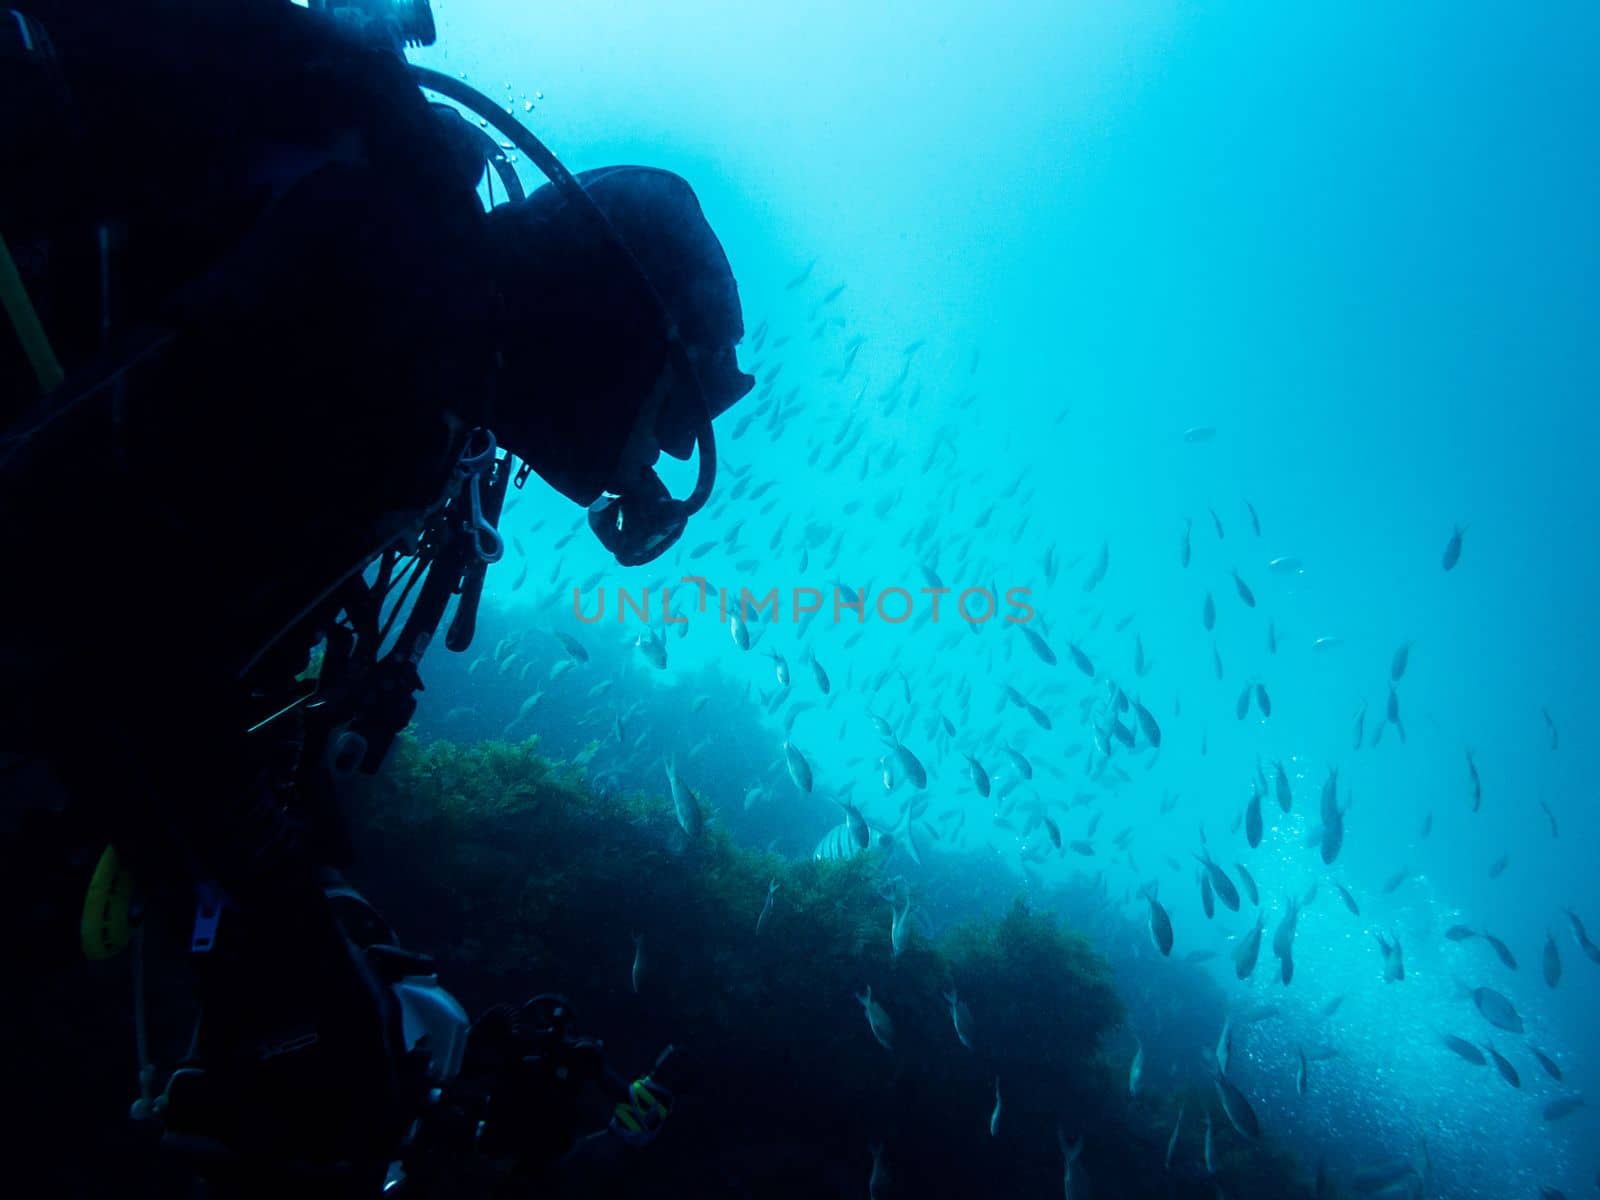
(0, 231, 64, 395)
(81, 844, 137, 960)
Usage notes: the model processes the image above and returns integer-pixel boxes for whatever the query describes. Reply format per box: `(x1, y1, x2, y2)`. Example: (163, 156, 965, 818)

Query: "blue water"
(408, 3, 1599, 1195)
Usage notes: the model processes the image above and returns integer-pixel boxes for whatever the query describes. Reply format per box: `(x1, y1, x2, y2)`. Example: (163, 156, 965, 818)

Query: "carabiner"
(454, 428, 504, 564)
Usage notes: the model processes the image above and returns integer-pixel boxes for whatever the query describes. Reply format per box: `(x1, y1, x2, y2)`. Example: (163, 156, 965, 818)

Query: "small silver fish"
(1442, 523, 1465, 571)
(944, 988, 975, 1050)
(857, 985, 894, 1051)
(756, 879, 779, 934)
(1231, 568, 1256, 608)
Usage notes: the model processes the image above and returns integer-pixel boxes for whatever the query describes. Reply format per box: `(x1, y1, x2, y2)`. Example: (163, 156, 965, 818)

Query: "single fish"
(1164, 1102, 1185, 1172)
(868, 1143, 890, 1200)
(1245, 790, 1263, 849)
(1195, 849, 1241, 911)
(1530, 1046, 1562, 1081)
(1067, 641, 1095, 677)
(1385, 685, 1406, 743)
(1542, 1095, 1585, 1121)
(1083, 541, 1110, 591)
(1295, 1046, 1309, 1096)
(1058, 1128, 1085, 1194)
(1180, 519, 1192, 568)
(1320, 810, 1344, 866)
(554, 631, 589, 663)
(989, 1077, 1003, 1137)
(963, 753, 991, 797)
(1543, 931, 1562, 987)
(1542, 706, 1559, 750)
(756, 878, 779, 934)
(1231, 568, 1256, 608)
(1183, 425, 1217, 443)
(1042, 815, 1062, 851)
(1133, 698, 1162, 748)
(1003, 745, 1034, 780)
(1212, 1069, 1261, 1139)
(1273, 894, 1302, 985)
(1143, 883, 1174, 956)
(1255, 681, 1272, 717)
(1441, 1034, 1486, 1065)
(1481, 931, 1517, 970)
(1235, 914, 1264, 979)
(635, 627, 667, 669)
(1485, 1043, 1521, 1088)
(856, 985, 894, 1051)
(1441, 523, 1465, 571)
(1471, 986, 1524, 1034)
(1234, 862, 1259, 906)
(1203, 1110, 1216, 1175)
(1566, 909, 1600, 964)
(1200, 870, 1215, 919)
(890, 895, 911, 957)
(1267, 555, 1303, 575)
(1203, 592, 1216, 632)
(631, 933, 646, 993)
(1375, 931, 1405, 982)
(1020, 624, 1057, 666)
(1129, 1038, 1144, 1096)
(1246, 500, 1261, 537)
(1466, 749, 1482, 812)
(784, 741, 814, 793)
(665, 757, 704, 838)
(893, 741, 927, 789)
(1390, 640, 1412, 682)
(944, 988, 975, 1050)
(1334, 882, 1360, 916)
(1235, 683, 1252, 721)
(841, 798, 871, 850)
(1273, 762, 1293, 812)
(809, 650, 831, 694)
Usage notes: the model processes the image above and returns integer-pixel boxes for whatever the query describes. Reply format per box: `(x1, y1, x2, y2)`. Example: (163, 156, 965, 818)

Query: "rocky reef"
(348, 736, 1316, 1198)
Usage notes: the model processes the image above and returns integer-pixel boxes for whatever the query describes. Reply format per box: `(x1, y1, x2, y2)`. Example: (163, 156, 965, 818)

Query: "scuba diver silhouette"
(0, 0, 748, 1193)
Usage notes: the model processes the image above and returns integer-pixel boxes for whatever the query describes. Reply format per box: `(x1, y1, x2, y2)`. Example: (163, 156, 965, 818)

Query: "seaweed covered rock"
(348, 737, 1314, 1199)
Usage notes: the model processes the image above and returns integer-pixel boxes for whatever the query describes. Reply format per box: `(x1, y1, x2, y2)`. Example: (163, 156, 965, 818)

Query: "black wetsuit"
(1, 2, 502, 1184)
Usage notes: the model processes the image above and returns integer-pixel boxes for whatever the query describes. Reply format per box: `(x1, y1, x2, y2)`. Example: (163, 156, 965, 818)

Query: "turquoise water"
(412, 3, 1598, 1196)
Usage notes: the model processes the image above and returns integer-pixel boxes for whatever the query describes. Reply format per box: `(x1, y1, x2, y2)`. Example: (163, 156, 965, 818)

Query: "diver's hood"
(485, 166, 753, 507)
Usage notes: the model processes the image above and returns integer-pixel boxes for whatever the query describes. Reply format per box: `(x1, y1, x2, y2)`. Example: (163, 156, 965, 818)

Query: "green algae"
(347, 735, 1316, 1198)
